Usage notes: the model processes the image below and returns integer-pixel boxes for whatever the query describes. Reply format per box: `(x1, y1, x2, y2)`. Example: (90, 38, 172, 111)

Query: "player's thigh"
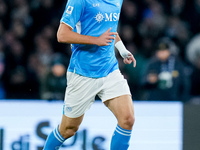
(104, 95, 135, 129)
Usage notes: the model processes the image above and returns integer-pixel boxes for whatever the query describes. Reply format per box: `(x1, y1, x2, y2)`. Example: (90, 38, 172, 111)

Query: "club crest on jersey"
(66, 6, 73, 14)
(116, 2, 120, 7)
(95, 12, 120, 23)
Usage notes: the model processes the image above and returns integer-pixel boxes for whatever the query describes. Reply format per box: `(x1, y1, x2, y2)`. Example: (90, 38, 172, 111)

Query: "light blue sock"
(43, 125, 65, 150)
(110, 124, 132, 150)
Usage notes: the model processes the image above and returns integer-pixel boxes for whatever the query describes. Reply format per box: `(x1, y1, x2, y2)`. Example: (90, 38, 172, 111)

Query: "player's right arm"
(59, 0, 116, 46)
(57, 23, 116, 46)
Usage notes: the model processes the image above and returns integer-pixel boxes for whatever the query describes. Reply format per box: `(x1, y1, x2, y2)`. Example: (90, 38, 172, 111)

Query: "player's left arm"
(115, 33, 136, 67)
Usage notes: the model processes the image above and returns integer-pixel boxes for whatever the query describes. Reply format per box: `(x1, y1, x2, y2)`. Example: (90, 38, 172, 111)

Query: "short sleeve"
(60, 0, 84, 29)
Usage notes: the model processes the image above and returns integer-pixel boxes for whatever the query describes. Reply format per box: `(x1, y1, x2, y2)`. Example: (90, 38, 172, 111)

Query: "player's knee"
(126, 115, 135, 127)
(120, 114, 135, 129)
(131, 115, 135, 126)
(61, 126, 79, 139)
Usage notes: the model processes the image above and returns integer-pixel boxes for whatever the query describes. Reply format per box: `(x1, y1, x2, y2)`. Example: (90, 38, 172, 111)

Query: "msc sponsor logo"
(95, 12, 104, 23)
(95, 12, 120, 23)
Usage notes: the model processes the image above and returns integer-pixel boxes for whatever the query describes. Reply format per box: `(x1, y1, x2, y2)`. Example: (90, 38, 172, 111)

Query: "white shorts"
(63, 69, 131, 118)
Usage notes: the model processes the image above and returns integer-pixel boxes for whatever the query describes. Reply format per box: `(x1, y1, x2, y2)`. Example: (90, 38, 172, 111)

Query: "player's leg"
(43, 114, 84, 150)
(43, 71, 97, 150)
(104, 95, 134, 150)
(98, 70, 134, 150)
(59, 114, 84, 138)
(104, 95, 134, 130)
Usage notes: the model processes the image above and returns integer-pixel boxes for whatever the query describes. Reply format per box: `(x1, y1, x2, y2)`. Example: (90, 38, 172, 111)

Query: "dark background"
(0, 1, 200, 100)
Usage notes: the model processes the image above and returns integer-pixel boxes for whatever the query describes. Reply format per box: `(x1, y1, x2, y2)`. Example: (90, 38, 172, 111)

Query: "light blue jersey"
(61, 0, 123, 78)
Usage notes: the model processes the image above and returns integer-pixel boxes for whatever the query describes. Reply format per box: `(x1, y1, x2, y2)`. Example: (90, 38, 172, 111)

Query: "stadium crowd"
(0, 0, 200, 102)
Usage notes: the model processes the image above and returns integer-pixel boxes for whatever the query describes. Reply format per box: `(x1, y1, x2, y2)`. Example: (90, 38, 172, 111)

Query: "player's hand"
(123, 53, 136, 67)
(96, 28, 117, 46)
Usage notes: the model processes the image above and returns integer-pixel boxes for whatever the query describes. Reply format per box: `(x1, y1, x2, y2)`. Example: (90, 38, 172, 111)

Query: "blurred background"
(0, 0, 200, 102)
(0, 0, 200, 149)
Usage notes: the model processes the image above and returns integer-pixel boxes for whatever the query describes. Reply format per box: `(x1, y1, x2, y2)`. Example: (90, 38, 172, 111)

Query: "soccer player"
(43, 0, 136, 149)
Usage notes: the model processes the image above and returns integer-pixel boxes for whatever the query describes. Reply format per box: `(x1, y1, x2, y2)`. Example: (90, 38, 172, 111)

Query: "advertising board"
(0, 100, 183, 150)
